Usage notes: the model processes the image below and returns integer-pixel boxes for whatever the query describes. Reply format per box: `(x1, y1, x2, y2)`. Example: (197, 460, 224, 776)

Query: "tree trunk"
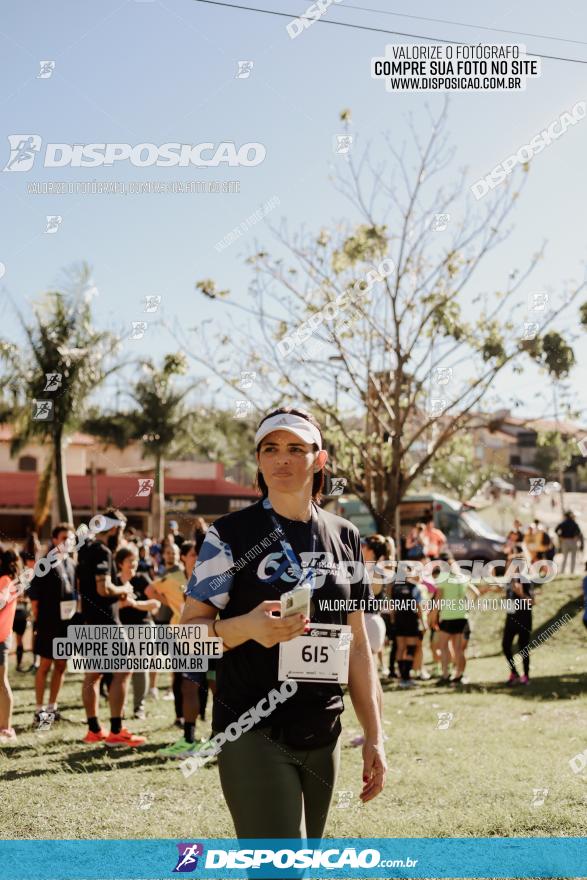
(54, 430, 73, 526)
(34, 456, 53, 532)
(151, 452, 165, 541)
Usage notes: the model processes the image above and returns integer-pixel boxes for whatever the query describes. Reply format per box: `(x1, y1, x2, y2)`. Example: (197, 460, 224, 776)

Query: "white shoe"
(0, 727, 17, 743)
(147, 688, 159, 701)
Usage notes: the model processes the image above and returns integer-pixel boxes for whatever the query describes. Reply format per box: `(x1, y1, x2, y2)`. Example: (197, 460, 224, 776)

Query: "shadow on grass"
(473, 594, 584, 660)
(55, 743, 174, 774)
(415, 673, 587, 701)
(380, 671, 586, 700)
(0, 767, 55, 780)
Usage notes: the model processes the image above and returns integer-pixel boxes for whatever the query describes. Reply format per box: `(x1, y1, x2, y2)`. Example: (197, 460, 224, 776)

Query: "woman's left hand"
(360, 737, 387, 802)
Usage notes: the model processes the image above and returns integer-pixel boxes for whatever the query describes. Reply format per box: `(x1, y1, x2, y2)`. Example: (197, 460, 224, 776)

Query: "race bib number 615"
(278, 623, 353, 684)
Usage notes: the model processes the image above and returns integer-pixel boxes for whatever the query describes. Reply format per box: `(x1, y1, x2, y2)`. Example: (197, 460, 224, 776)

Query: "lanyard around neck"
(262, 497, 319, 588)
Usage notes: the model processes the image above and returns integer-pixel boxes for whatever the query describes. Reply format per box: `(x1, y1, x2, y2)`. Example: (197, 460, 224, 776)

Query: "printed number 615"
(302, 645, 329, 663)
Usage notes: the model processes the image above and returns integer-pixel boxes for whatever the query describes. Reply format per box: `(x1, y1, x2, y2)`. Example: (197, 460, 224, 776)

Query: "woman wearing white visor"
(180, 407, 386, 839)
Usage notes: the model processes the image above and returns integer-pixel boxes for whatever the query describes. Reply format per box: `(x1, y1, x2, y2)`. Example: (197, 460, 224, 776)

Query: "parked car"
(326, 493, 507, 565)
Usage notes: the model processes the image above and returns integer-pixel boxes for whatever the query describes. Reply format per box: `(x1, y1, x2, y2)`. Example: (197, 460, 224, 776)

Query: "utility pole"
(552, 381, 566, 514)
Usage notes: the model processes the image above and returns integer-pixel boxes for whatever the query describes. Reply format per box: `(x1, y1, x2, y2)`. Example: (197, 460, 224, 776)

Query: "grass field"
(1, 576, 586, 856)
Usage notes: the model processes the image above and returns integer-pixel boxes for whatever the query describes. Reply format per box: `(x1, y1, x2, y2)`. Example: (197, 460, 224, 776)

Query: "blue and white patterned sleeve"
(185, 526, 235, 610)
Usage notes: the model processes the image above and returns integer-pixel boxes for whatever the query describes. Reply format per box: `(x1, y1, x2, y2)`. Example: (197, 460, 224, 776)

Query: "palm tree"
(0, 265, 119, 525)
(84, 353, 198, 539)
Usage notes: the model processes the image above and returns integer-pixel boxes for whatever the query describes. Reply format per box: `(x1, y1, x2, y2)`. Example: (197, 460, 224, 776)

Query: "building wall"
(0, 440, 88, 474)
(0, 437, 220, 479)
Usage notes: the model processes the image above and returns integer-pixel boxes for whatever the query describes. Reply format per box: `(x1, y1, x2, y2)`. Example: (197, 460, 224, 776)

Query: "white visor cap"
(255, 413, 322, 450)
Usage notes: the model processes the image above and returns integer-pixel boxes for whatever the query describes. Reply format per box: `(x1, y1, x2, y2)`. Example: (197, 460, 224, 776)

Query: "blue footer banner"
(2, 838, 587, 878)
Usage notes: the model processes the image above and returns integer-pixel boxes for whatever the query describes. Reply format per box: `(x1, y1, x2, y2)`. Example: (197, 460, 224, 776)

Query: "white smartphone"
(280, 584, 311, 619)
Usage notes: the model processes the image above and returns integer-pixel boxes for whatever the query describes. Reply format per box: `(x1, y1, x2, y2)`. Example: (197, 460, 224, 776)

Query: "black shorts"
(12, 608, 28, 636)
(183, 671, 205, 685)
(395, 620, 421, 638)
(463, 621, 471, 641)
(439, 618, 468, 635)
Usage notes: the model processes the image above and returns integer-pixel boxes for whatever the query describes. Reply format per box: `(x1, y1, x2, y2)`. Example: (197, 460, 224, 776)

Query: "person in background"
(188, 532, 215, 723)
(349, 535, 392, 745)
(555, 511, 584, 575)
(502, 567, 534, 685)
(360, 535, 393, 673)
(505, 519, 525, 565)
(15, 531, 40, 672)
(424, 516, 447, 561)
(13, 558, 32, 673)
(524, 523, 542, 564)
(146, 541, 188, 725)
(405, 523, 428, 560)
(193, 516, 208, 547)
(114, 545, 160, 720)
(77, 508, 147, 746)
(535, 521, 554, 562)
(0, 549, 21, 743)
(422, 562, 444, 677)
(168, 520, 185, 550)
(136, 541, 155, 579)
(149, 539, 164, 577)
(413, 564, 439, 680)
(157, 539, 214, 759)
(435, 553, 479, 687)
(582, 563, 587, 630)
(544, 529, 556, 562)
(391, 566, 426, 689)
(479, 551, 534, 685)
(146, 542, 181, 699)
(29, 523, 76, 724)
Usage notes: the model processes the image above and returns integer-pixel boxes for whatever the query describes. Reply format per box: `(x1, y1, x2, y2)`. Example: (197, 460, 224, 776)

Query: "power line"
(343, 3, 587, 49)
(190, 0, 587, 65)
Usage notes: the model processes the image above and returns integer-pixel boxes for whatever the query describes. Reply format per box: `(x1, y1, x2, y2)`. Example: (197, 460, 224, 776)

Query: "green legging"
(217, 727, 341, 839)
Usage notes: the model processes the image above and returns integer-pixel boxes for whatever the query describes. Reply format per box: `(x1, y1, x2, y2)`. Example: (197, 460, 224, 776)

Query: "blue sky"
(1, 0, 587, 420)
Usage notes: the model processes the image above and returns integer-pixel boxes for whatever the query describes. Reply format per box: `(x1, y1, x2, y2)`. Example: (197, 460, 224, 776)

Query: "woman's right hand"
(245, 600, 308, 648)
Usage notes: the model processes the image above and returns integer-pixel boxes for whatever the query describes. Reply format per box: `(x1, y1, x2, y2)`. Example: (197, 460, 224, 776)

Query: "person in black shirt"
(479, 553, 534, 684)
(29, 523, 76, 723)
(181, 407, 386, 840)
(77, 508, 147, 747)
(555, 511, 584, 574)
(502, 572, 534, 685)
(115, 545, 160, 720)
(391, 574, 425, 688)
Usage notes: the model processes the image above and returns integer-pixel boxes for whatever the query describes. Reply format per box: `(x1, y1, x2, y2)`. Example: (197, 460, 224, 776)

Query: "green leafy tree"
(423, 434, 507, 502)
(84, 353, 199, 540)
(193, 408, 257, 486)
(169, 105, 586, 535)
(0, 266, 119, 525)
(534, 430, 576, 479)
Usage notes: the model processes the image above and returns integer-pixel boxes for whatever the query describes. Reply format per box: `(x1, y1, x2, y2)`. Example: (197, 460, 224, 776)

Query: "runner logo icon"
(173, 843, 204, 872)
(3, 135, 42, 171)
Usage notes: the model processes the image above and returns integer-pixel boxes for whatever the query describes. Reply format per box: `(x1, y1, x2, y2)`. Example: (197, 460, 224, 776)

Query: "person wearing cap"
(180, 406, 386, 840)
(76, 507, 147, 747)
